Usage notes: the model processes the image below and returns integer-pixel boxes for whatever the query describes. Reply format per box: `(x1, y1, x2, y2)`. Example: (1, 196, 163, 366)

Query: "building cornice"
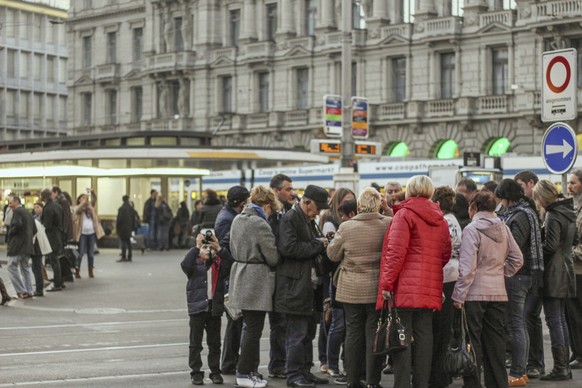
(0, 0, 67, 18)
(68, 5, 145, 25)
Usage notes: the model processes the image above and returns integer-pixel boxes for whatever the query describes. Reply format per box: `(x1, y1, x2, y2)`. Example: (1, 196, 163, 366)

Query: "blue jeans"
(7, 255, 33, 294)
(543, 297, 570, 348)
(77, 233, 96, 268)
(326, 306, 345, 372)
(505, 275, 532, 377)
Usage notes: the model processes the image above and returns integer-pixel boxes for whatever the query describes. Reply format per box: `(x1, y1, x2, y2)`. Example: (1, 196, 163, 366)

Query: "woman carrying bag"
(452, 191, 523, 387)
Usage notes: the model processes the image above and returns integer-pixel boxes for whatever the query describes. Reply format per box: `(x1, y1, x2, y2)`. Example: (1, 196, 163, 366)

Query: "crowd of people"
(181, 170, 582, 388)
(0, 186, 104, 301)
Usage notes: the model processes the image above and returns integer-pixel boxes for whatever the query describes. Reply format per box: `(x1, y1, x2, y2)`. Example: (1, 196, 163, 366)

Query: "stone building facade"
(67, 0, 582, 158)
(0, 0, 68, 140)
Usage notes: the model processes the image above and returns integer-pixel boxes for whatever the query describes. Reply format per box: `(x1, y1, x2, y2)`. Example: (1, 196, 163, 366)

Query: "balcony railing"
(535, 0, 582, 18)
(285, 110, 308, 125)
(245, 41, 275, 59)
(96, 63, 120, 81)
(479, 10, 515, 28)
(246, 113, 269, 128)
(416, 16, 462, 38)
(426, 99, 455, 117)
(146, 52, 196, 73)
(478, 95, 509, 114)
(381, 24, 412, 41)
(375, 103, 406, 120)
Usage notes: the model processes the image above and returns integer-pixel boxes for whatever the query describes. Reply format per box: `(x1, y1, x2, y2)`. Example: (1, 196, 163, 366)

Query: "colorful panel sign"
(323, 95, 342, 137)
(351, 97, 369, 139)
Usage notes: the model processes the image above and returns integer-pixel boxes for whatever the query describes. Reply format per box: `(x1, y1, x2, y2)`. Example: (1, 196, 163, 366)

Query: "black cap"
(227, 185, 250, 206)
(303, 185, 330, 209)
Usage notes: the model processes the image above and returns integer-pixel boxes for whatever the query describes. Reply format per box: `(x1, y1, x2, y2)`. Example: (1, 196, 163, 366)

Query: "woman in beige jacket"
(327, 187, 391, 388)
(73, 189, 104, 278)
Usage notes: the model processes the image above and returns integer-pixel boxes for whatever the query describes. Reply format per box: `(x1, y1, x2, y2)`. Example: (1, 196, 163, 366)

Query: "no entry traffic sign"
(542, 49, 577, 122)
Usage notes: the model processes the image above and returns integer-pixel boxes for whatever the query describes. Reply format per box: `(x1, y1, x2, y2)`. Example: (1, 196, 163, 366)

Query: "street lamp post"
(341, 0, 353, 168)
(333, 0, 360, 191)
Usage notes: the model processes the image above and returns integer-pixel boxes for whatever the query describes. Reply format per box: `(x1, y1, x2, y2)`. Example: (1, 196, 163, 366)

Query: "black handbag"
(373, 297, 409, 355)
(372, 300, 390, 356)
(443, 307, 477, 377)
(387, 303, 408, 354)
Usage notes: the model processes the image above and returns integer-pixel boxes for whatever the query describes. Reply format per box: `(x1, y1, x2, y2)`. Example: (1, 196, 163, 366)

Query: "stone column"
(318, 0, 336, 31)
(414, 0, 437, 21)
(241, 0, 257, 42)
(366, 0, 389, 32)
(278, 0, 295, 36)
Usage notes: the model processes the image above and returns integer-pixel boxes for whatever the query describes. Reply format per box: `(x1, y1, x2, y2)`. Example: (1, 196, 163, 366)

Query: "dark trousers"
(430, 281, 455, 388)
(120, 238, 133, 260)
(327, 306, 345, 372)
(505, 275, 531, 377)
(343, 303, 382, 385)
(525, 291, 545, 371)
(463, 301, 507, 388)
(392, 308, 433, 388)
(30, 255, 44, 293)
(268, 311, 287, 373)
(221, 313, 243, 373)
(189, 310, 221, 377)
(237, 310, 267, 374)
(285, 314, 316, 384)
(46, 252, 62, 288)
(565, 273, 582, 360)
(543, 297, 570, 348)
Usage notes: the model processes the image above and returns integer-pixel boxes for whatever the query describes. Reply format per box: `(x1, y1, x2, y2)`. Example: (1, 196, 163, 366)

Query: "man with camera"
(275, 185, 331, 388)
(181, 231, 231, 385)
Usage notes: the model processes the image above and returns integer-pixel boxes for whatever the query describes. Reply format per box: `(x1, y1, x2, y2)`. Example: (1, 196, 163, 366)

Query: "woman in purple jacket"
(452, 191, 523, 388)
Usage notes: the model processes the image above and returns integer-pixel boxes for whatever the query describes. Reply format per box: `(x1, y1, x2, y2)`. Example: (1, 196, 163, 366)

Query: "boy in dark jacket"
(181, 233, 231, 385)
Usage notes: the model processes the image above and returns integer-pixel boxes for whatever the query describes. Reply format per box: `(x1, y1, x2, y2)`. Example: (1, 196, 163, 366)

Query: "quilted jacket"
(377, 197, 451, 310)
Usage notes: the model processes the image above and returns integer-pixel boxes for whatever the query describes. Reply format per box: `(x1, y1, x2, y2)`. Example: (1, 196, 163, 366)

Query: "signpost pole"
(340, 0, 353, 169)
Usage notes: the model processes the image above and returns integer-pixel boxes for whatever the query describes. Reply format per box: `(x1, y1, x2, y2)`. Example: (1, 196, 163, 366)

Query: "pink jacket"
(451, 212, 523, 303)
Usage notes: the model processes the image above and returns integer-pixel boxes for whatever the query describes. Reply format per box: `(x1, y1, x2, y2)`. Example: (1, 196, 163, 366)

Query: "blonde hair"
(251, 185, 282, 213)
(358, 187, 382, 213)
(406, 175, 434, 199)
(532, 179, 558, 208)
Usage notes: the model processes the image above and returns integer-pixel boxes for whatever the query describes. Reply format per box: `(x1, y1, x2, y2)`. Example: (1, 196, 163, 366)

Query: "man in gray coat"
(6, 196, 36, 299)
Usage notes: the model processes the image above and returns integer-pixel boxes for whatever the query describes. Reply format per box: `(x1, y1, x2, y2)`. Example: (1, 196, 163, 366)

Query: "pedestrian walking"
(41, 189, 64, 292)
(6, 196, 35, 299)
(74, 189, 104, 278)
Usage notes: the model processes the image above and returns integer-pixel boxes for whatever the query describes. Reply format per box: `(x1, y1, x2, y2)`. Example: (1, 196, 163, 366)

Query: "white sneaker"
(236, 375, 267, 388)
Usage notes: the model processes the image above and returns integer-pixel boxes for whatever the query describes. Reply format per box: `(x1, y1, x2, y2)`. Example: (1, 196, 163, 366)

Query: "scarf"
(249, 203, 267, 220)
(198, 255, 221, 297)
(498, 198, 544, 289)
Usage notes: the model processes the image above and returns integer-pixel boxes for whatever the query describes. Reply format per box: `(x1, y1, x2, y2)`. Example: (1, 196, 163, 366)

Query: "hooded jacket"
(451, 212, 523, 303)
(542, 198, 577, 298)
(377, 197, 451, 310)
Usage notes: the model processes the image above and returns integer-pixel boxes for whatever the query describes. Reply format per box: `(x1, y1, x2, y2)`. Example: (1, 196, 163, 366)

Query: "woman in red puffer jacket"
(377, 175, 451, 388)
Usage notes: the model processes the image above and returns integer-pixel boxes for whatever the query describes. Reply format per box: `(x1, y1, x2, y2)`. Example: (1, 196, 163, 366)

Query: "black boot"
(0, 278, 12, 305)
(541, 346, 569, 381)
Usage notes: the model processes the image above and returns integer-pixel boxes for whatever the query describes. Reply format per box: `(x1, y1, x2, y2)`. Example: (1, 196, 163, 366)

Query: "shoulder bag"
(443, 306, 477, 377)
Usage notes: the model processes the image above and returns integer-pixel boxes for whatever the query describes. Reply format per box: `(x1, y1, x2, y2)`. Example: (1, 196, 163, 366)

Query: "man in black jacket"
(6, 196, 36, 299)
(143, 189, 158, 250)
(267, 174, 296, 379)
(116, 195, 137, 262)
(41, 189, 64, 292)
(275, 185, 330, 388)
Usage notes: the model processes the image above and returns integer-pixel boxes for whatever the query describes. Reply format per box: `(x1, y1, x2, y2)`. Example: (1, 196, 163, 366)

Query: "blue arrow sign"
(542, 122, 578, 174)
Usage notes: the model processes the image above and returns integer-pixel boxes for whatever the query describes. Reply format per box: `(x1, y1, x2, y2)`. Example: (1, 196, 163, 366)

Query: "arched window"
(385, 141, 410, 157)
(436, 139, 459, 159)
(487, 137, 511, 157)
